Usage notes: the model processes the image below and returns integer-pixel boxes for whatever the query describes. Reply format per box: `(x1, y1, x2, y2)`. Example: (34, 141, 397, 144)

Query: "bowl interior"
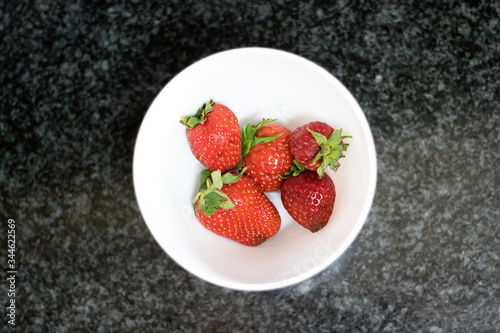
(133, 48, 377, 290)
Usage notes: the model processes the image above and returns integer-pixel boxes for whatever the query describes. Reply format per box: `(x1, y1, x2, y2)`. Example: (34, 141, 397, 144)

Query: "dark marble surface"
(1, 0, 499, 332)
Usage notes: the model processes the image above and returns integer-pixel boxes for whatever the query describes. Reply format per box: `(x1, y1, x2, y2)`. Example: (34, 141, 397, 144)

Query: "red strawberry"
(241, 119, 293, 192)
(281, 171, 336, 232)
(289, 121, 351, 177)
(180, 99, 241, 173)
(193, 169, 281, 246)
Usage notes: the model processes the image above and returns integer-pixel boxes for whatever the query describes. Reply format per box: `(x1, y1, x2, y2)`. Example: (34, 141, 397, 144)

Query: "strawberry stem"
(180, 99, 215, 129)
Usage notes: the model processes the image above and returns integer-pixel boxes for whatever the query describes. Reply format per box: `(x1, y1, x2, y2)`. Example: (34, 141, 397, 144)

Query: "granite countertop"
(1, 1, 499, 332)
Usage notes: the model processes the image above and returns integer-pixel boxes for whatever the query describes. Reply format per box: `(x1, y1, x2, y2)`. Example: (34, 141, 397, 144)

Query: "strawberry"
(193, 169, 281, 246)
(281, 171, 336, 232)
(180, 99, 241, 173)
(289, 121, 351, 177)
(241, 119, 293, 192)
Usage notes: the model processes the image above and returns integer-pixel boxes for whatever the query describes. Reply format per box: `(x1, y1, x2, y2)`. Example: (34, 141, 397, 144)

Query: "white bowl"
(133, 47, 377, 291)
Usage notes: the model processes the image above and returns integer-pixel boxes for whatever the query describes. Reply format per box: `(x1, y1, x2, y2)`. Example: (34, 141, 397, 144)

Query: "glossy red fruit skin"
(243, 124, 293, 192)
(194, 175, 281, 246)
(289, 121, 334, 170)
(186, 103, 241, 173)
(281, 171, 336, 232)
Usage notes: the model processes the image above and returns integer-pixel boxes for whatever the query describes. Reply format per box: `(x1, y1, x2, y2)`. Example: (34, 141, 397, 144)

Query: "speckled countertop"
(1, 1, 499, 332)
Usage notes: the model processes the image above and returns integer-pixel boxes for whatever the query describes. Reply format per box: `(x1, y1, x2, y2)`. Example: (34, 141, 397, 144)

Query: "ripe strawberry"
(180, 99, 241, 173)
(193, 169, 281, 246)
(289, 121, 351, 177)
(281, 171, 336, 232)
(241, 119, 293, 192)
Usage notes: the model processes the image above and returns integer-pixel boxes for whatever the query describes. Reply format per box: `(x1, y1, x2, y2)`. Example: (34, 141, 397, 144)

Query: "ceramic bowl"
(133, 47, 377, 291)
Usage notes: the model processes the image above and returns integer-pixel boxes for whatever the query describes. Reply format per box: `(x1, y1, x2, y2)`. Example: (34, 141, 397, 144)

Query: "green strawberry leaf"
(198, 191, 224, 217)
(198, 169, 212, 191)
(180, 99, 215, 129)
(328, 159, 341, 173)
(309, 128, 352, 178)
(221, 167, 247, 184)
(241, 140, 253, 159)
(308, 129, 328, 146)
(211, 170, 223, 190)
(198, 192, 221, 217)
(203, 191, 222, 205)
(241, 118, 283, 157)
(192, 192, 201, 208)
(193, 169, 244, 217)
(329, 128, 343, 143)
(283, 160, 307, 178)
(253, 133, 282, 146)
(214, 190, 236, 209)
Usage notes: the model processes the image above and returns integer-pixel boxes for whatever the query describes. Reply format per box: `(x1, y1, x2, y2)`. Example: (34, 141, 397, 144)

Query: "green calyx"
(180, 99, 216, 129)
(309, 128, 351, 178)
(283, 129, 351, 179)
(282, 160, 306, 178)
(192, 168, 247, 217)
(241, 118, 283, 157)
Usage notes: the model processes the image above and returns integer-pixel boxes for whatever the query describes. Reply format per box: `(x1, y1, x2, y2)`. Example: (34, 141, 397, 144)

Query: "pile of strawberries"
(180, 99, 351, 246)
